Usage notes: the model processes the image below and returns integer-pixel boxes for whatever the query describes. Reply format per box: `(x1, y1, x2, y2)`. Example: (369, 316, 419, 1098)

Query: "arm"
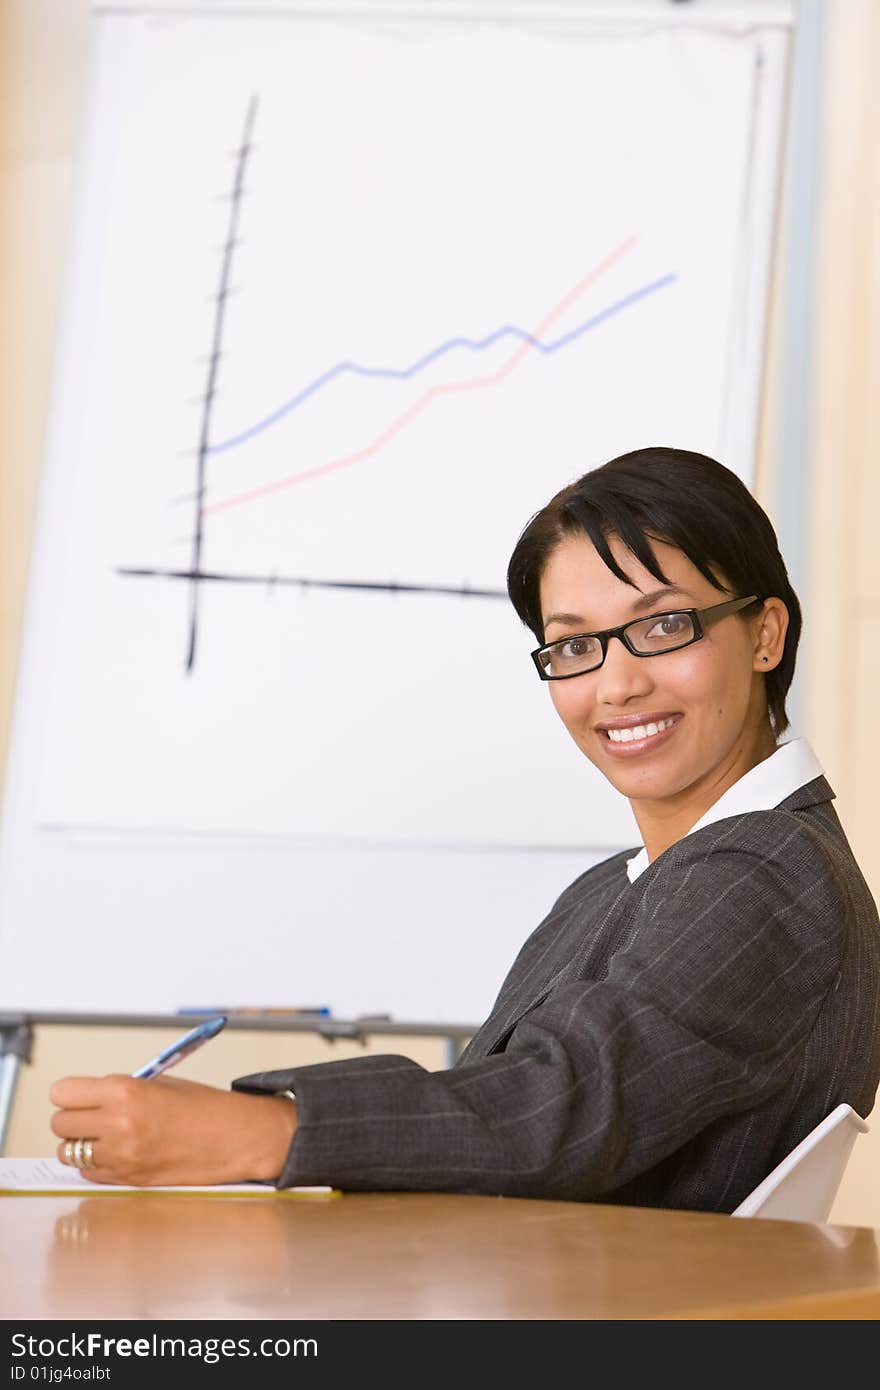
(234, 813, 846, 1199)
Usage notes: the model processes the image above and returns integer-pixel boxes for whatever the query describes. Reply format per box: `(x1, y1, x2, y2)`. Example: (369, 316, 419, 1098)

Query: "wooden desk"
(1, 1191, 878, 1320)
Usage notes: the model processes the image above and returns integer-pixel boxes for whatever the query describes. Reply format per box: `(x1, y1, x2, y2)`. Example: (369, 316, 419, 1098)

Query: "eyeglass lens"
(539, 611, 697, 677)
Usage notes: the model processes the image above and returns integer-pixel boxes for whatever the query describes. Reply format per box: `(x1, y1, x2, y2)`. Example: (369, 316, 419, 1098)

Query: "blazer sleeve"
(232, 812, 846, 1199)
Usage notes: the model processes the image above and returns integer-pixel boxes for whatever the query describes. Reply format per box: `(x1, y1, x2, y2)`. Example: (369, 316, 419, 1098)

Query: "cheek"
(548, 682, 593, 733)
(666, 648, 709, 695)
(675, 645, 751, 719)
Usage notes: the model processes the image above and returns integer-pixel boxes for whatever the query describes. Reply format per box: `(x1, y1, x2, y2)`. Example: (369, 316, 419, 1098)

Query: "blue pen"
(131, 1015, 227, 1079)
(176, 1007, 331, 1018)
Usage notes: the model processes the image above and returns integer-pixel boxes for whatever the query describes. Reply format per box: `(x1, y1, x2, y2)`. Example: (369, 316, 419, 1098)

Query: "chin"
(593, 757, 692, 803)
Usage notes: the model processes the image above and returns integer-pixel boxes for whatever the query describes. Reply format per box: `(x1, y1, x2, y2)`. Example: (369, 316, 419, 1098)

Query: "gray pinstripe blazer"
(234, 775, 880, 1212)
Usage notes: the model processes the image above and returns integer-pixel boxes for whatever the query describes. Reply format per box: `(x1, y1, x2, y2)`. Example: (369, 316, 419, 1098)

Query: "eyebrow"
(543, 586, 697, 632)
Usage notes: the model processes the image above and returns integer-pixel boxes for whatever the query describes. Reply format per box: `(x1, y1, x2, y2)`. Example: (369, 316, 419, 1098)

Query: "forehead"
(538, 533, 715, 628)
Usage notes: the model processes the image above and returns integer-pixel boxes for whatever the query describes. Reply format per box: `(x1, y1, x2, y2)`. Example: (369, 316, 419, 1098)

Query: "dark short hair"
(506, 446, 801, 737)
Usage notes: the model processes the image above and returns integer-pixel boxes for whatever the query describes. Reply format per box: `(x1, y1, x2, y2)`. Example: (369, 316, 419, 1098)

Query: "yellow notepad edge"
(0, 1186, 340, 1198)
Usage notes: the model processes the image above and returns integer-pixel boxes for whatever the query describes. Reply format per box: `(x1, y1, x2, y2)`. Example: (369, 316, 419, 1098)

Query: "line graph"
(208, 271, 676, 458)
(203, 248, 675, 516)
(119, 99, 680, 675)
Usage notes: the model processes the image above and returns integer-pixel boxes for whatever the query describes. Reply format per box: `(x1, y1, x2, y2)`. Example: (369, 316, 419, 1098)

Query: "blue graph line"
(207, 271, 677, 455)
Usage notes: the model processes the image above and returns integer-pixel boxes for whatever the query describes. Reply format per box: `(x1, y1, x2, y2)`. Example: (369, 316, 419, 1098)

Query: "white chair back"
(731, 1103, 869, 1222)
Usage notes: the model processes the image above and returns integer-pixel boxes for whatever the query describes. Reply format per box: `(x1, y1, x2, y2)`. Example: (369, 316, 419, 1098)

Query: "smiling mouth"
(597, 714, 683, 753)
(602, 716, 679, 744)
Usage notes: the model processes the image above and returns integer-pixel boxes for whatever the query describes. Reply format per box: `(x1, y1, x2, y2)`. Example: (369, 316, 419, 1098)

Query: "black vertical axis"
(186, 94, 259, 673)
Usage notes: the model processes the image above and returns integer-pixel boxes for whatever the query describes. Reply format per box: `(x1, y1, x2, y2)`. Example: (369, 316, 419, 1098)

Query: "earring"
(761, 656, 769, 663)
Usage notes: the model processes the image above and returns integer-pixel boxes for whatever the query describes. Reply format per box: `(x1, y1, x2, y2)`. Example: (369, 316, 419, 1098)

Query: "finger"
(56, 1138, 124, 1183)
(56, 1137, 104, 1170)
(50, 1076, 134, 1110)
(51, 1108, 107, 1141)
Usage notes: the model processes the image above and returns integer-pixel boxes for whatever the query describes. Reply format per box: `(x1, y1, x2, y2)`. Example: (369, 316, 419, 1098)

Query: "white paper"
(0, 1158, 334, 1196)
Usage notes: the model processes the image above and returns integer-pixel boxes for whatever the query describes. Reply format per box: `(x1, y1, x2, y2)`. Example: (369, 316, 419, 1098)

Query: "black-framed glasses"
(532, 595, 760, 680)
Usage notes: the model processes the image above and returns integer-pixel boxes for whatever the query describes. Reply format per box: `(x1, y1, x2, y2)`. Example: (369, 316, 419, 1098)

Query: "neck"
(632, 722, 778, 865)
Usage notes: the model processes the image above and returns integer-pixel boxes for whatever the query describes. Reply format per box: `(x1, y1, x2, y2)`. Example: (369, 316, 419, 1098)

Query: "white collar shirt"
(625, 736, 826, 885)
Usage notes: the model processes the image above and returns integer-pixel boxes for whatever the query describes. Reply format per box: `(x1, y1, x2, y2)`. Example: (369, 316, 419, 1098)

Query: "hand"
(49, 1075, 297, 1187)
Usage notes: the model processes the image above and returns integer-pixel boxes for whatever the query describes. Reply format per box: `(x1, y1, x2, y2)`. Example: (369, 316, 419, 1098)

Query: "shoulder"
(604, 808, 855, 1022)
(656, 804, 845, 888)
(638, 806, 849, 955)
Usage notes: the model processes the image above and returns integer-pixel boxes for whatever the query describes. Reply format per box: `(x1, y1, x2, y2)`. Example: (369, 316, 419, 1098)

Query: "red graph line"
(205, 235, 637, 517)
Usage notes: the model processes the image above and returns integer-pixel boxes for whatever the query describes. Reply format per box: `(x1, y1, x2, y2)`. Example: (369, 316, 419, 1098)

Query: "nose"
(594, 634, 654, 707)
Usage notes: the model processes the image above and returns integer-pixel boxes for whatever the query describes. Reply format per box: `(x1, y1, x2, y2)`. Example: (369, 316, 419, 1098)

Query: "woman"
(51, 447, 880, 1211)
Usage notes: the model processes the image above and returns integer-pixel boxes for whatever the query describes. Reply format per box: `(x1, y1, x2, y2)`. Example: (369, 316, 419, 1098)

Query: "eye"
(645, 617, 686, 636)
(645, 613, 690, 640)
(558, 635, 599, 660)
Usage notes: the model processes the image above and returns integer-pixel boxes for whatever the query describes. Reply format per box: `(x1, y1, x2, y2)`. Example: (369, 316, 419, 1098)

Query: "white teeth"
(606, 718, 675, 743)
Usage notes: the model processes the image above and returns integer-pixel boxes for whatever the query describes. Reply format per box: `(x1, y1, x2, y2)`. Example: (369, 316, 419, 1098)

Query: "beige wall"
(1, 1, 879, 1224)
(802, 0, 880, 1225)
(0, 0, 89, 775)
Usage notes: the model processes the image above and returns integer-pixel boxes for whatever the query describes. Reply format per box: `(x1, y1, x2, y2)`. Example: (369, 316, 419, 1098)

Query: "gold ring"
(64, 1138, 96, 1169)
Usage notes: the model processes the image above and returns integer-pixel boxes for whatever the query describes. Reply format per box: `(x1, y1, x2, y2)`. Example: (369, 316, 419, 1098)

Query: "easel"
(0, 1015, 32, 1151)
(0, 1010, 474, 1152)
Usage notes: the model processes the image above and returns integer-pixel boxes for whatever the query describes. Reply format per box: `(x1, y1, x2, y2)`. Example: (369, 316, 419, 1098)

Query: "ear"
(752, 598, 788, 671)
